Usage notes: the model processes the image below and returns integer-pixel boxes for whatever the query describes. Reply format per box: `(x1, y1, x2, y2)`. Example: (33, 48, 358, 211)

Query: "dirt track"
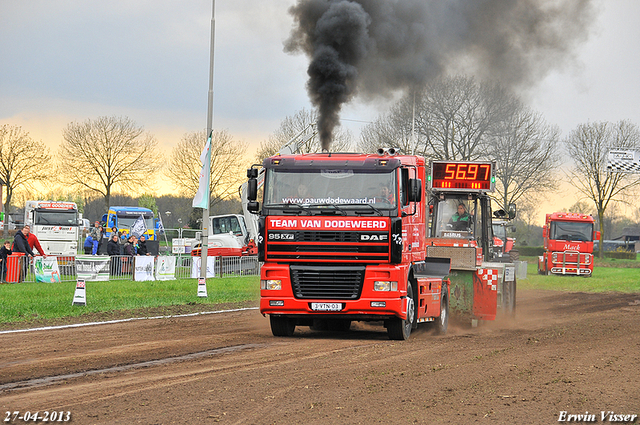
(1, 289, 639, 425)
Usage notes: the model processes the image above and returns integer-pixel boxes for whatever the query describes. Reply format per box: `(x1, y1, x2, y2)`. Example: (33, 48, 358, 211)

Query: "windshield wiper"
(269, 203, 310, 215)
(352, 203, 383, 216)
(308, 203, 347, 216)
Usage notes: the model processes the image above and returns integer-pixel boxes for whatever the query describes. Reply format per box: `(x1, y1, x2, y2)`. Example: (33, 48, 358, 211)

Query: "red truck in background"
(538, 212, 600, 276)
(246, 151, 517, 340)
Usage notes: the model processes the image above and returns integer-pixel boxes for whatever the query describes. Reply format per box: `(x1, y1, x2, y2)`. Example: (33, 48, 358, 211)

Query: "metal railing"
(7, 254, 260, 283)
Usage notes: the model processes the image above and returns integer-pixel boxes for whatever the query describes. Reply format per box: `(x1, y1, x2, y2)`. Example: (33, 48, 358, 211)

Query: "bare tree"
(488, 104, 560, 212)
(59, 116, 161, 208)
(167, 130, 247, 208)
(0, 124, 51, 213)
(255, 108, 353, 162)
(566, 120, 640, 257)
(357, 97, 420, 154)
(359, 76, 517, 160)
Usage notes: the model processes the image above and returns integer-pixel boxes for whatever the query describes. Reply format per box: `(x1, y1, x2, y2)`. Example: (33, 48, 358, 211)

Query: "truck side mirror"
(542, 227, 548, 238)
(408, 178, 422, 202)
(247, 168, 258, 179)
(508, 203, 517, 220)
(247, 179, 257, 202)
(594, 231, 601, 241)
(247, 201, 260, 213)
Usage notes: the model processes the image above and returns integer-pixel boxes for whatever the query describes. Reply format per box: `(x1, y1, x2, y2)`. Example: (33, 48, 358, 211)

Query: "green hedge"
(515, 246, 544, 256)
(604, 251, 637, 260)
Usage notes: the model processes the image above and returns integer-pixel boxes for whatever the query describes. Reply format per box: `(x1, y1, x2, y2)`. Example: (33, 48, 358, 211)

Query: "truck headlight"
(373, 281, 398, 291)
(261, 279, 282, 290)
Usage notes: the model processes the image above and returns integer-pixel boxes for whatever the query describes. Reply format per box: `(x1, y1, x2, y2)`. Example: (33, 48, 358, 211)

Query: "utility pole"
(200, 0, 215, 279)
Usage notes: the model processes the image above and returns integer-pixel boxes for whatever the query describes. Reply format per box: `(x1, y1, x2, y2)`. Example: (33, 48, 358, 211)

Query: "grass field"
(1, 257, 638, 326)
(518, 256, 640, 293)
(0, 276, 259, 325)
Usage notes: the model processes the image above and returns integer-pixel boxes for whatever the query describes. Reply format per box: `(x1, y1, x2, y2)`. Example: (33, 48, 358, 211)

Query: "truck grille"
(290, 264, 365, 300)
(266, 231, 389, 262)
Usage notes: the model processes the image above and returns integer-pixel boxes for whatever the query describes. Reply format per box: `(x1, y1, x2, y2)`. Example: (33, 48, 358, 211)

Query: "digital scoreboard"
(429, 161, 495, 191)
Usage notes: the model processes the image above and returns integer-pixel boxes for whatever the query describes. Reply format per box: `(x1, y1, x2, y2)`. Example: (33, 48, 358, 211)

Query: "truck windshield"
(433, 197, 477, 238)
(34, 210, 78, 226)
(492, 223, 506, 239)
(550, 221, 593, 242)
(264, 169, 397, 209)
(117, 215, 154, 230)
(211, 216, 246, 236)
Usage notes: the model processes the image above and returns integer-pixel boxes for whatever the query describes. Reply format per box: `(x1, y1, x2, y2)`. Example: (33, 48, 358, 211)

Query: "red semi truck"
(537, 212, 600, 276)
(246, 151, 516, 339)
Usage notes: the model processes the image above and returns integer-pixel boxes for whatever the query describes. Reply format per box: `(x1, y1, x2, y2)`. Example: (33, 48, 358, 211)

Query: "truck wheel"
(434, 289, 449, 335)
(387, 282, 415, 340)
(509, 250, 520, 261)
(270, 315, 295, 337)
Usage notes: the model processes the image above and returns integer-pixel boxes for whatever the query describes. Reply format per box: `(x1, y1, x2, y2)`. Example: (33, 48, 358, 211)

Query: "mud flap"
(473, 268, 498, 321)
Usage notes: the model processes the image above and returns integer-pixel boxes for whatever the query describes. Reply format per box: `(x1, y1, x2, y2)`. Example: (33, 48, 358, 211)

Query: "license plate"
(311, 303, 343, 311)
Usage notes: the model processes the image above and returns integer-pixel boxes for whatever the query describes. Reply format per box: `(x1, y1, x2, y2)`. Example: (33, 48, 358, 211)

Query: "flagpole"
(158, 211, 169, 252)
(200, 0, 215, 279)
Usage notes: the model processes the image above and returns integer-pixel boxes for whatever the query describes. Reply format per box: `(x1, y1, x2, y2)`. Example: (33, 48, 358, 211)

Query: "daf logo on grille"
(360, 234, 388, 241)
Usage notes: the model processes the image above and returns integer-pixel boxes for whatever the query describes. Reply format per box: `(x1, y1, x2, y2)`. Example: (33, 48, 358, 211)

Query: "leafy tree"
(0, 124, 51, 213)
(59, 116, 162, 208)
(138, 193, 158, 215)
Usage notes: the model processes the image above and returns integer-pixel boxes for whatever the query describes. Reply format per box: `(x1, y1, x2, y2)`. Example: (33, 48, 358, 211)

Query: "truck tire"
(434, 288, 449, 335)
(270, 315, 295, 337)
(509, 249, 520, 261)
(387, 282, 415, 340)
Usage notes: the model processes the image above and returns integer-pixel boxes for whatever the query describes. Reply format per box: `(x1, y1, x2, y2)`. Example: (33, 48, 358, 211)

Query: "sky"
(1, 0, 640, 221)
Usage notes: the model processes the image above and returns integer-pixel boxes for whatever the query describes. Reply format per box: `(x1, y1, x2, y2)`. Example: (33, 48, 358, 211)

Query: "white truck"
(24, 201, 80, 256)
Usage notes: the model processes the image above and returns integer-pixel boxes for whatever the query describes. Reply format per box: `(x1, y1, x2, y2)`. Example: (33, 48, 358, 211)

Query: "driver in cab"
(448, 203, 472, 231)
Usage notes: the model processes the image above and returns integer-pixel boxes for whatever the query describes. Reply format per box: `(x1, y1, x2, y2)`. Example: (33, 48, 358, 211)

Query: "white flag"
(157, 213, 165, 234)
(130, 214, 147, 238)
(192, 134, 212, 209)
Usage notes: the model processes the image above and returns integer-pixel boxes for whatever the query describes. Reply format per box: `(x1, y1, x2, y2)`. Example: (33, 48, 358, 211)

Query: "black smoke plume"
(285, 0, 595, 150)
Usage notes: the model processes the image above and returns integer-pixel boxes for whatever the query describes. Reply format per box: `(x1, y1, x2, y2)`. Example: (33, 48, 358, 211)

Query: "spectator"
(12, 225, 35, 282)
(96, 224, 105, 254)
(107, 234, 121, 275)
(89, 221, 101, 255)
(122, 235, 136, 274)
(0, 240, 11, 282)
(123, 235, 137, 256)
(138, 235, 150, 256)
(25, 225, 46, 256)
(83, 235, 94, 255)
(12, 226, 35, 257)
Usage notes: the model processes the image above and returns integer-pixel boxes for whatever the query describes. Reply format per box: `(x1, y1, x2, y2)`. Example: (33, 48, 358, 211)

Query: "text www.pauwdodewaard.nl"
(280, 196, 374, 204)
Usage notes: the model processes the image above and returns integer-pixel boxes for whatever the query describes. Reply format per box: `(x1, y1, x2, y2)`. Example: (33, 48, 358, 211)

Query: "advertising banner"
(155, 256, 176, 281)
(134, 256, 155, 281)
(76, 256, 110, 281)
(34, 257, 61, 283)
(191, 256, 216, 278)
